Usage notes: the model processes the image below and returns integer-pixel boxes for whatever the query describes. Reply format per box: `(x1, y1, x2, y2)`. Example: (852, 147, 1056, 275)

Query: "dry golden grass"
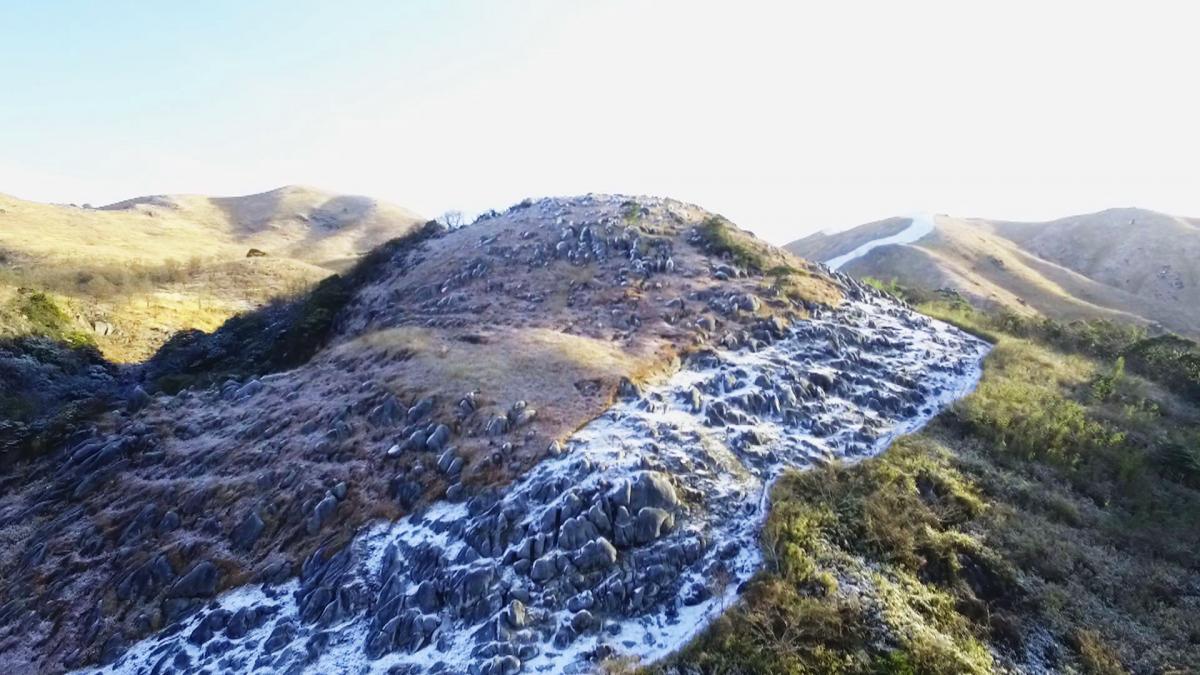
(0, 186, 422, 361)
(696, 215, 842, 307)
(329, 325, 682, 493)
(790, 211, 1200, 338)
(348, 325, 672, 422)
(0, 185, 422, 267)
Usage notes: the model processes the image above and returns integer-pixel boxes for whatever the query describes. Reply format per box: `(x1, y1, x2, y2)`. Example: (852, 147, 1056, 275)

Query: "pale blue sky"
(2, 1, 1197, 243)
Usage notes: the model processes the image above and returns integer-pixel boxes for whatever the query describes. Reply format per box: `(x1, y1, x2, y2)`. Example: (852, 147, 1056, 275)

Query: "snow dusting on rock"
(87, 287, 989, 675)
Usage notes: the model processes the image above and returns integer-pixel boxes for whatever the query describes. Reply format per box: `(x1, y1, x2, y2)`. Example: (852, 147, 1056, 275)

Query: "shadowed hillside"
(0, 186, 424, 360)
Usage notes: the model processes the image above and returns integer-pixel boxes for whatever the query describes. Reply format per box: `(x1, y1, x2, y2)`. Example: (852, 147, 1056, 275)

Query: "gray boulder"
(230, 510, 265, 550)
(128, 386, 152, 412)
(168, 561, 219, 598)
(503, 599, 527, 629)
(573, 538, 618, 572)
(307, 493, 339, 534)
(407, 397, 435, 423)
(234, 379, 263, 400)
(426, 424, 450, 452)
(633, 507, 674, 544)
(530, 557, 557, 582)
(569, 609, 594, 633)
(485, 415, 509, 436)
(263, 621, 296, 653)
(368, 395, 404, 427)
(629, 471, 679, 512)
(413, 580, 440, 613)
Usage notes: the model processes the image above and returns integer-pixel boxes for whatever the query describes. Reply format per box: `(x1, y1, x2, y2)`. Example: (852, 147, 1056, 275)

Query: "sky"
(1, 1, 1197, 244)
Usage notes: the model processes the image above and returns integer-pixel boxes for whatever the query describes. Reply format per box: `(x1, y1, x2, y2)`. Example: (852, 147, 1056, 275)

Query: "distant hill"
(0, 186, 424, 360)
(787, 208, 1200, 337)
(3, 184, 424, 268)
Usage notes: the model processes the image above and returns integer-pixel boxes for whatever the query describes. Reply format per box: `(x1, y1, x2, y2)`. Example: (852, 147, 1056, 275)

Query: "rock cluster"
(93, 288, 989, 674)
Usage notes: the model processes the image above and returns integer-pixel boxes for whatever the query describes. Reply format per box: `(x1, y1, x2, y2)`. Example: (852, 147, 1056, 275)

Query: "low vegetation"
(694, 216, 842, 307)
(0, 291, 112, 465)
(664, 289, 1200, 674)
(1, 288, 95, 347)
(664, 437, 1007, 675)
(0, 256, 208, 300)
(1, 223, 444, 464)
(144, 221, 444, 393)
(866, 277, 1200, 404)
(695, 216, 777, 273)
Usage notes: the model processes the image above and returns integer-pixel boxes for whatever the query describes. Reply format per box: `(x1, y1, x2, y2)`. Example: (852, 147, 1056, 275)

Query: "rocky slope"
(0, 195, 987, 674)
(786, 208, 1200, 338)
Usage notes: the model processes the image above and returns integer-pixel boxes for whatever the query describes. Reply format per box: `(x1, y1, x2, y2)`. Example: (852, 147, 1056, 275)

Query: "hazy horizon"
(2, 1, 1197, 244)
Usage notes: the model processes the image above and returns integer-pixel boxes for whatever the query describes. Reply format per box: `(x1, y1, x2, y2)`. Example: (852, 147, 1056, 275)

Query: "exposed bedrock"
(89, 290, 988, 674)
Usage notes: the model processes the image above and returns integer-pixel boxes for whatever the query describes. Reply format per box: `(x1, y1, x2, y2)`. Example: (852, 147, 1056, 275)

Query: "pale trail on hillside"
(796, 207, 1200, 338)
(89, 286, 988, 675)
(824, 214, 936, 270)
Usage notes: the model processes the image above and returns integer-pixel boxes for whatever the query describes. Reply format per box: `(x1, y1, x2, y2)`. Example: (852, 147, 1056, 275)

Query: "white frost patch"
(88, 290, 988, 675)
(824, 213, 936, 270)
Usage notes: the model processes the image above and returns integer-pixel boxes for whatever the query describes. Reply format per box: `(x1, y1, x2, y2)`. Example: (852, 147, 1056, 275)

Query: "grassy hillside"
(785, 209, 1200, 339)
(1, 185, 423, 266)
(661, 293, 1200, 674)
(0, 186, 423, 361)
(785, 217, 911, 264)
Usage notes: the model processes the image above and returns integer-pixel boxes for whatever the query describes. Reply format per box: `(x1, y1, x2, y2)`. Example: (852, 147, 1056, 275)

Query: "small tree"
(438, 210, 464, 229)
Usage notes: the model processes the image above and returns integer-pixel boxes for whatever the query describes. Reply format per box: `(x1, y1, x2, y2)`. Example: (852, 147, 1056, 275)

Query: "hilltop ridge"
(0, 194, 992, 673)
(786, 207, 1200, 337)
(0, 186, 425, 360)
(4, 185, 424, 268)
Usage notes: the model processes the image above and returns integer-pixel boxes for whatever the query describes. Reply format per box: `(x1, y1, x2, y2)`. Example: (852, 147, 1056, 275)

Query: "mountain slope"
(0, 186, 424, 360)
(0, 194, 991, 673)
(786, 208, 1200, 337)
(3, 185, 423, 268)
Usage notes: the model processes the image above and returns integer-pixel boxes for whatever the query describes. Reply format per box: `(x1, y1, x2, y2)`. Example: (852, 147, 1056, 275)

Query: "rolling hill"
(786, 208, 1200, 337)
(0, 194, 994, 673)
(0, 186, 425, 360)
(1, 193, 1197, 674)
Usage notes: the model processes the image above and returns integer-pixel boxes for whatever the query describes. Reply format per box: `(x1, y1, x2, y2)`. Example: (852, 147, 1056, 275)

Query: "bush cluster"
(0, 256, 207, 299)
(867, 277, 1200, 404)
(663, 294, 1200, 674)
(143, 220, 444, 392)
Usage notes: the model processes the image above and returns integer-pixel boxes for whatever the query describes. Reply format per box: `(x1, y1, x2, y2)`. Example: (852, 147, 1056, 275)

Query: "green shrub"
(917, 293, 1200, 403)
(956, 375, 1122, 469)
(1089, 356, 1125, 403)
(695, 215, 774, 272)
(1123, 334, 1200, 402)
(1072, 629, 1128, 675)
(1156, 442, 1200, 487)
(666, 440, 1008, 674)
(860, 276, 943, 305)
(0, 256, 210, 301)
(620, 200, 643, 226)
(9, 290, 95, 348)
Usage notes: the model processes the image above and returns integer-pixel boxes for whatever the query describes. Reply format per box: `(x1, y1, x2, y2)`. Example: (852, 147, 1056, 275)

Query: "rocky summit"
(0, 195, 988, 674)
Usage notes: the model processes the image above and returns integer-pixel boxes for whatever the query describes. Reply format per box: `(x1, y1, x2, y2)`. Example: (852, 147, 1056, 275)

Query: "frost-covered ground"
(825, 213, 936, 270)
(87, 288, 989, 675)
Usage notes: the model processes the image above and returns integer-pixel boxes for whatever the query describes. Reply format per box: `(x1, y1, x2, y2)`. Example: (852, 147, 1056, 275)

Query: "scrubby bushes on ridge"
(143, 220, 444, 393)
(664, 295, 1200, 674)
(865, 276, 1200, 404)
